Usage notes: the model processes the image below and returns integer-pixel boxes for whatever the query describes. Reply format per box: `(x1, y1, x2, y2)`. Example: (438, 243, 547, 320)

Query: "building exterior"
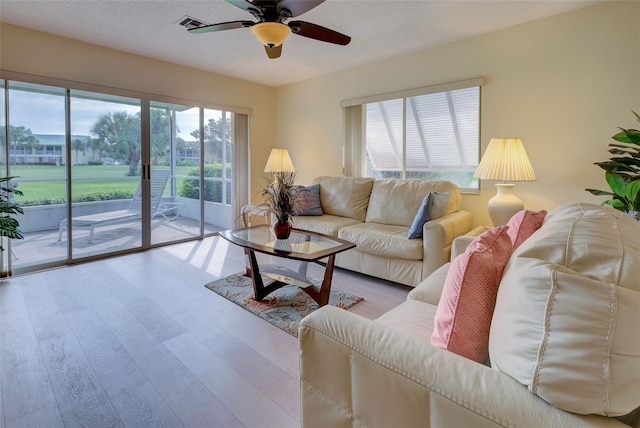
(10, 134, 93, 165)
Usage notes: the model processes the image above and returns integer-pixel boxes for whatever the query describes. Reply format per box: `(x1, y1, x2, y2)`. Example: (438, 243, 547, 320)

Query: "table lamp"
(264, 148, 295, 177)
(474, 138, 536, 226)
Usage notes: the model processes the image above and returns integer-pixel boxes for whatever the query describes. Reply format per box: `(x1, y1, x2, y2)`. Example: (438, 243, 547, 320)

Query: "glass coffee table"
(219, 225, 356, 307)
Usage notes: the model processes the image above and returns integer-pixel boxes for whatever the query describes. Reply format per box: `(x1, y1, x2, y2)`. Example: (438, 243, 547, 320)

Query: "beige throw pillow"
(312, 176, 374, 221)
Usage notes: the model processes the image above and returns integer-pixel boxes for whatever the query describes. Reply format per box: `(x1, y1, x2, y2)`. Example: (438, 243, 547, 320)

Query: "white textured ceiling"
(0, 0, 601, 87)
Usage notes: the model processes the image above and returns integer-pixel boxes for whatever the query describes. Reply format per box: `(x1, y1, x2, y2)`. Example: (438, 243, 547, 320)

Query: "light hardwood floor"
(0, 236, 410, 428)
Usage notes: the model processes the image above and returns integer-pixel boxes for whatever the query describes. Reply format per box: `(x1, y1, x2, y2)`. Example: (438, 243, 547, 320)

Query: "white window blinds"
(344, 78, 482, 192)
(405, 87, 479, 171)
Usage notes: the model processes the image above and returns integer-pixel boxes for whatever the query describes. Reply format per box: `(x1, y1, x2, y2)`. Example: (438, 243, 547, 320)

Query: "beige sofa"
(299, 203, 640, 427)
(293, 176, 473, 286)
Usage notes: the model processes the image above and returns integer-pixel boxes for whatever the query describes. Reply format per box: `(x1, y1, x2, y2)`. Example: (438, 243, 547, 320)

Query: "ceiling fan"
(187, 0, 351, 59)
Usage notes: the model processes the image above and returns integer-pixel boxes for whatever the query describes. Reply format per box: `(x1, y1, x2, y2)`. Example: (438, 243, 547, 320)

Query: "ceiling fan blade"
(289, 21, 351, 45)
(188, 20, 254, 34)
(265, 44, 282, 59)
(278, 0, 325, 17)
(226, 0, 260, 13)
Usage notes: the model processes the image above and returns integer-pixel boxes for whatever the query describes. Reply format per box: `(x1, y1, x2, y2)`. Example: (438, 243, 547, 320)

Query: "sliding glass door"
(1, 77, 244, 275)
(149, 103, 235, 246)
(5, 81, 68, 270)
(149, 101, 201, 245)
(68, 90, 142, 258)
(202, 108, 234, 234)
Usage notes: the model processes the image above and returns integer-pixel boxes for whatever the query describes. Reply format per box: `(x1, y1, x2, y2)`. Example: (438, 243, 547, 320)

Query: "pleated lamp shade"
(264, 148, 295, 173)
(475, 138, 536, 226)
(474, 138, 536, 182)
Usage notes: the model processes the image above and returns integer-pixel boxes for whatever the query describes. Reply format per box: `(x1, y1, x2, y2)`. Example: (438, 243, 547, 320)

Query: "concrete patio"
(9, 215, 225, 273)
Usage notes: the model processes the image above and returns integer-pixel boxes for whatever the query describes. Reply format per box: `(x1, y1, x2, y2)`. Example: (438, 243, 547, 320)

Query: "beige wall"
(275, 1, 640, 226)
(0, 22, 277, 201)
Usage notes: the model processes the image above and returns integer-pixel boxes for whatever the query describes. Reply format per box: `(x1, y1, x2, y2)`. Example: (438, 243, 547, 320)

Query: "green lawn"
(9, 165, 197, 203)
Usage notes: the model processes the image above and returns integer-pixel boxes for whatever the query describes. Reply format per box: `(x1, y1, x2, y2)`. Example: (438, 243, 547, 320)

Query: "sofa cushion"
(338, 223, 423, 261)
(407, 192, 450, 239)
(505, 209, 547, 250)
(312, 176, 374, 221)
(365, 179, 461, 227)
(293, 214, 361, 237)
(489, 203, 640, 416)
(375, 299, 438, 344)
(431, 226, 512, 363)
(295, 184, 323, 216)
(408, 263, 450, 305)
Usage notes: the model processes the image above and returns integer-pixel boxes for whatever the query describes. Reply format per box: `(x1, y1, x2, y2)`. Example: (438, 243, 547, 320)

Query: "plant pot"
(627, 210, 640, 221)
(273, 221, 292, 239)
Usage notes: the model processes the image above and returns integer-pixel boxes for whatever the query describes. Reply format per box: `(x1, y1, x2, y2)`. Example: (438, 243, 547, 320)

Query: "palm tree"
(3, 125, 41, 164)
(71, 138, 86, 165)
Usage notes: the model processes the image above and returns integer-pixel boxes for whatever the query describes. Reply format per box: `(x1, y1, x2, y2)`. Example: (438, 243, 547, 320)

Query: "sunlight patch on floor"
(161, 236, 244, 277)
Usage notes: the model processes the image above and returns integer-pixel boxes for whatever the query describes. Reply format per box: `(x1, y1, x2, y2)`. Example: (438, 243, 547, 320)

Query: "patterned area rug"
(205, 272, 364, 337)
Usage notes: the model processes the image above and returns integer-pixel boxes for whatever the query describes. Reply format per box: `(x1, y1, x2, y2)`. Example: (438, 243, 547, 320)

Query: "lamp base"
(488, 183, 524, 226)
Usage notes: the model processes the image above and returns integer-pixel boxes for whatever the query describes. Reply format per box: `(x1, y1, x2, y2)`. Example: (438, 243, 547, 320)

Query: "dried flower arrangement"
(260, 171, 299, 228)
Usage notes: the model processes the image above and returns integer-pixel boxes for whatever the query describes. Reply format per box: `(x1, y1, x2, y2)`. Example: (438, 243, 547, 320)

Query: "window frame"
(342, 77, 484, 194)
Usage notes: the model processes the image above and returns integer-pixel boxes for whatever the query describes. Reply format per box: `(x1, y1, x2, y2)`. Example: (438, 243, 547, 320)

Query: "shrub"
(88, 160, 104, 165)
(176, 159, 198, 167)
(19, 190, 135, 207)
(73, 191, 135, 202)
(179, 164, 223, 202)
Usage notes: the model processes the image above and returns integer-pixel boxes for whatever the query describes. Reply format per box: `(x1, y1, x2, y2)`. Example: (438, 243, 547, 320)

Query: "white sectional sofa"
(299, 203, 640, 427)
(292, 176, 473, 286)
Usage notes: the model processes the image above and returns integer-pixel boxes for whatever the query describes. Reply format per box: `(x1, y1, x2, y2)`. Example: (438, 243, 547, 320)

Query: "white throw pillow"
(489, 203, 640, 416)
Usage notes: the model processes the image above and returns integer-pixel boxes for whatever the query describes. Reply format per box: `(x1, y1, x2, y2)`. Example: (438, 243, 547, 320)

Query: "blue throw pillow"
(295, 184, 323, 216)
(407, 192, 451, 239)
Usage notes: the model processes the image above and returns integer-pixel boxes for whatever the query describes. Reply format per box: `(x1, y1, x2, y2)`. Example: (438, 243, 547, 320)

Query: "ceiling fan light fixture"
(251, 22, 291, 48)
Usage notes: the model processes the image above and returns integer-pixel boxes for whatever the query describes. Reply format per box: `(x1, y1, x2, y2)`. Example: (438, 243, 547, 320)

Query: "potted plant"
(0, 176, 24, 277)
(586, 111, 640, 220)
(260, 172, 299, 239)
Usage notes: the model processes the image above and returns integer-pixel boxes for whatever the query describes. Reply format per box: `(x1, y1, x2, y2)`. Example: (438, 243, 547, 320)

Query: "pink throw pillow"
(431, 226, 512, 362)
(506, 209, 547, 250)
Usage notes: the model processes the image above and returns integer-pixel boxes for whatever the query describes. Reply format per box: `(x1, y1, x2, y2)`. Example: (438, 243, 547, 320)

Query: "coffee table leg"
(246, 249, 286, 301)
(244, 248, 252, 277)
(301, 254, 335, 307)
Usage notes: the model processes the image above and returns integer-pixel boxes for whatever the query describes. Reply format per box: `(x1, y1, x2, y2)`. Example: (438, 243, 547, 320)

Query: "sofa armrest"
(451, 225, 491, 259)
(299, 306, 625, 428)
(421, 210, 473, 277)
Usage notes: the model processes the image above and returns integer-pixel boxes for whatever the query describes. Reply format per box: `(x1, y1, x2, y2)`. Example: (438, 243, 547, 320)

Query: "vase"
(273, 221, 293, 239)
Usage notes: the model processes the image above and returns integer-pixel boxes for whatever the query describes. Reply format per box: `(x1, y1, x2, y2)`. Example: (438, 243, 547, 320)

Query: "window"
(343, 78, 482, 192)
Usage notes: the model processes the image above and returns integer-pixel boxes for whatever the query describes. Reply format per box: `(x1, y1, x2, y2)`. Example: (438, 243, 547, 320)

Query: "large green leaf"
(595, 160, 639, 174)
(603, 199, 625, 209)
(608, 144, 640, 156)
(609, 142, 640, 149)
(626, 180, 640, 202)
(585, 188, 614, 196)
(609, 157, 640, 166)
(613, 129, 640, 144)
(608, 148, 637, 156)
(605, 172, 626, 197)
